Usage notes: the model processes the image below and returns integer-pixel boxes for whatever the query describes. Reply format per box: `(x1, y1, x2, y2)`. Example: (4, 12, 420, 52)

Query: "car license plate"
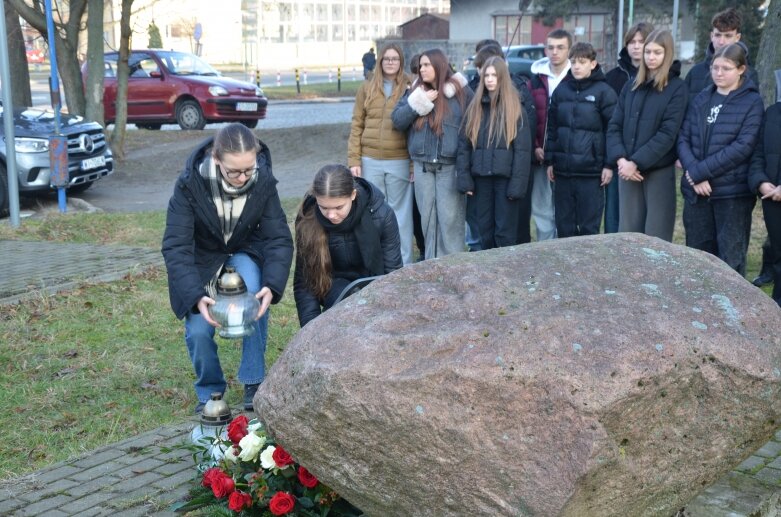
(236, 102, 257, 112)
(81, 155, 106, 170)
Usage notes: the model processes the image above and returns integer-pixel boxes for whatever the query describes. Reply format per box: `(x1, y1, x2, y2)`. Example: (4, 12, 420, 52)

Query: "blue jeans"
(683, 196, 756, 277)
(184, 253, 268, 403)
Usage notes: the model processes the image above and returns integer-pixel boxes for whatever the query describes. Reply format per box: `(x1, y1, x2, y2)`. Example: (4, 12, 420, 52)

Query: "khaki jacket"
(348, 78, 410, 167)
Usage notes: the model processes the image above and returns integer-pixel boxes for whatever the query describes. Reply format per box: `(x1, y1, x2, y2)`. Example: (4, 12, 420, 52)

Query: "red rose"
(227, 415, 249, 445)
(268, 492, 296, 515)
(297, 466, 318, 488)
(211, 471, 236, 498)
(272, 445, 294, 467)
(202, 467, 222, 488)
(228, 490, 253, 512)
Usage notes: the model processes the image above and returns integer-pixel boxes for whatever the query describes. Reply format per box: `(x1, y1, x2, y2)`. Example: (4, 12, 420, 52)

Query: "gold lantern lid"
(216, 266, 247, 295)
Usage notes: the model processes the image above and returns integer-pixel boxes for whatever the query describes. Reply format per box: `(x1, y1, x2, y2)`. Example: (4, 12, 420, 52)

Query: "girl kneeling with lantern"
(162, 123, 293, 413)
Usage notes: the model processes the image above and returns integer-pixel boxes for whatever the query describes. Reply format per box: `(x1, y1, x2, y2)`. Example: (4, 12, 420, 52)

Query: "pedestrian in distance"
(348, 43, 415, 265)
(678, 43, 764, 277)
(362, 47, 377, 80)
(293, 164, 402, 327)
(749, 69, 781, 306)
(529, 29, 573, 241)
(545, 42, 617, 238)
(606, 29, 687, 242)
(457, 56, 531, 250)
(161, 123, 293, 413)
(604, 21, 655, 234)
(392, 48, 473, 259)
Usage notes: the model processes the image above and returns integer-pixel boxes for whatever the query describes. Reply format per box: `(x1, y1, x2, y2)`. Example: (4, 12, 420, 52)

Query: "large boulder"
(256, 233, 781, 516)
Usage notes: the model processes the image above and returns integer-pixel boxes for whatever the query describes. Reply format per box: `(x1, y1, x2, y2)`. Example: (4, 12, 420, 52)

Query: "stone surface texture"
(259, 233, 781, 517)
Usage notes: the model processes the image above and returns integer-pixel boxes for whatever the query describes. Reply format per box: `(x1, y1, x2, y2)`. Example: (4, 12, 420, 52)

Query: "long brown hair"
(365, 43, 409, 107)
(413, 48, 467, 135)
(295, 165, 356, 299)
(633, 29, 675, 92)
(463, 57, 522, 149)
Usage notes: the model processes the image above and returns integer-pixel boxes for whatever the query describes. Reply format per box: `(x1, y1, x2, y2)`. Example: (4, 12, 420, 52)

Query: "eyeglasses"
(382, 57, 401, 63)
(221, 166, 258, 179)
(710, 65, 737, 73)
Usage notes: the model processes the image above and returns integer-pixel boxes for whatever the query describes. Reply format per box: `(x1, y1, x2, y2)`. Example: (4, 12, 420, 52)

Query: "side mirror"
(149, 70, 162, 79)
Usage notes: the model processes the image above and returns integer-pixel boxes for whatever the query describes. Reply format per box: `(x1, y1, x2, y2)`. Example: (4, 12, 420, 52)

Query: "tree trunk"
(85, 0, 104, 125)
(109, 0, 133, 161)
(756, 0, 781, 106)
(4, 2, 32, 107)
(7, 0, 88, 115)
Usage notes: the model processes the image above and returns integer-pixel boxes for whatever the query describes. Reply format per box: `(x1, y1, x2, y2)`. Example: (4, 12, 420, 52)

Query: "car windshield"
(158, 51, 220, 76)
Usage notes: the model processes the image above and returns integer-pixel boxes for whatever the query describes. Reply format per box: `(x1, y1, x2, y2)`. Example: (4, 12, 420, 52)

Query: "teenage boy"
(529, 29, 572, 240)
(544, 42, 617, 237)
(685, 8, 758, 104)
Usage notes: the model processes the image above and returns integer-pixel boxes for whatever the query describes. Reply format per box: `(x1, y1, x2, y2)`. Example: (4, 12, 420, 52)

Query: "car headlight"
(255, 87, 264, 97)
(14, 137, 49, 153)
(208, 86, 229, 96)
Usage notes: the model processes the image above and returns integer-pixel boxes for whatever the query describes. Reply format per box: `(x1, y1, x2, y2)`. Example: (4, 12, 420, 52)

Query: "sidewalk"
(0, 238, 779, 515)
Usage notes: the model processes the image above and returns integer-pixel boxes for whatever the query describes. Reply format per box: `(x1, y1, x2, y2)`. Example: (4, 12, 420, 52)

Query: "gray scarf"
(199, 155, 257, 244)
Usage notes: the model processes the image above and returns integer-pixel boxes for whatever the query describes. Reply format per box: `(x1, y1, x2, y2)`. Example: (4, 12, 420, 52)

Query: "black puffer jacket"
(544, 66, 617, 177)
(605, 47, 639, 96)
(161, 137, 294, 320)
(677, 79, 764, 202)
(456, 93, 532, 198)
(749, 102, 781, 194)
(685, 42, 760, 104)
(606, 61, 688, 173)
(293, 178, 402, 326)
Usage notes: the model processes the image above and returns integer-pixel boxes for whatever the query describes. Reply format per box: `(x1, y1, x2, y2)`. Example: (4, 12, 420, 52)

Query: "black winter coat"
(606, 61, 688, 173)
(544, 66, 617, 177)
(605, 47, 639, 96)
(749, 102, 781, 194)
(293, 178, 402, 327)
(456, 93, 532, 198)
(161, 138, 293, 320)
(677, 79, 764, 202)
(468, 72, 538, 146)
(685, 42, 760, 105)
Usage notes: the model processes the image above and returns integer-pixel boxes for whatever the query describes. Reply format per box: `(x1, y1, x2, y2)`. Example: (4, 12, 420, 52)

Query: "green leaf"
(298, 496, 315, 509)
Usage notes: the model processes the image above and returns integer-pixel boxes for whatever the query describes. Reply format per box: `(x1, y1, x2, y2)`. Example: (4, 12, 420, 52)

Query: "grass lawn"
(265, 80, 361, 100)
(0, 194, 773, 479)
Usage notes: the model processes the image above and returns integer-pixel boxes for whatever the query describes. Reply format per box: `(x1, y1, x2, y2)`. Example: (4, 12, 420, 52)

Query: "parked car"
(463, 44, 545, 82)
(87, 49, 268, 130)
(0, 104, 114, 216)
(26, 48, 46, 65)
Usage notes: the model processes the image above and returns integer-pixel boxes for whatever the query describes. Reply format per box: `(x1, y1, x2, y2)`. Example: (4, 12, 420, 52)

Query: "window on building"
(563, 14, 606, 59)
(494, 15, 532, 46)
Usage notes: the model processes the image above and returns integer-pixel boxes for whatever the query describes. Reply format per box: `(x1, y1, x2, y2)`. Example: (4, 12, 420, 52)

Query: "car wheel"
(240, 119, 259, 129)
(136, 123, 162, 130)
(0, 164, 9, 218)
(68, 182, 93, 194)
(176, 100, 206, 130)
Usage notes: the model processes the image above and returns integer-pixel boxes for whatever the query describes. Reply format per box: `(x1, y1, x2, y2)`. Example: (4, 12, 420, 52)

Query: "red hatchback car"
(92, 50, 268, 130)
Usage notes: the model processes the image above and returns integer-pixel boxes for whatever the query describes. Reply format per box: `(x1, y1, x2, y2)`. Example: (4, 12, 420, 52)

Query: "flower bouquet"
(173, 415, 361, 516)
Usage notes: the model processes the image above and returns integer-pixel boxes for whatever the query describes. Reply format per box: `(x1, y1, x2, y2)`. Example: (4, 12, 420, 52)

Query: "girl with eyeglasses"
(348, 43, 414, 264)
(162, 123, 293, 413)
(678, 42, 764, 275)
(294, 164, 402, 327)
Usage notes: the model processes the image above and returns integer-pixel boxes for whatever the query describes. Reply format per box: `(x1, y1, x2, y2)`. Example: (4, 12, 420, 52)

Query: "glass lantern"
(208, 266, 260, 339)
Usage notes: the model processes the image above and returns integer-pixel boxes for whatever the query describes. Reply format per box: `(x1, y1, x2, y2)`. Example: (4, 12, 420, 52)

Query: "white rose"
(224, 445, 240, 463)
(259, 445, 277, 469)
(238, 432, 266, 462)
(248, 420, 263, 433)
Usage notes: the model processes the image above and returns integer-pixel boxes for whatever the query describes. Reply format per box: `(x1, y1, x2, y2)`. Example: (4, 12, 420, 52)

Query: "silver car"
(0, 105, 114, 216)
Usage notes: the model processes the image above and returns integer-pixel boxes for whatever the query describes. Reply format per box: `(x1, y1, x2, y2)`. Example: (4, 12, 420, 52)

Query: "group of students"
(160, 7, 781, 413)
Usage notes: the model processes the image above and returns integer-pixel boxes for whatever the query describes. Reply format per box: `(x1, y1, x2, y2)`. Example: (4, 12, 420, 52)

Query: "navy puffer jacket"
(749, 102, 781, 194)
(456, 93, 532, 199)
(544, 66, 617, 177)
(677, 79, 764, 203)
(606, 61, 688, 173)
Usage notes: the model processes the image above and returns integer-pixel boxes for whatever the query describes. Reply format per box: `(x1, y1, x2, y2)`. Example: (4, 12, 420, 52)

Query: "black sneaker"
(243, 384, 260, 411)
(752, 271, 773, 287)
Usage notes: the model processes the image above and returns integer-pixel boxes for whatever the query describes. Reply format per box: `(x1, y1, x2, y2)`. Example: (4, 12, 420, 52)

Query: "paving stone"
(70, 449, 126, 469)
(14, 494, 71, 516)
(0, 497, 25, 515)
(775, 428, 781, 441)
(62, 475, 121, 499)
(114, 452, 148, 465)
(68, 460, 127, 482)
(32, 477, 80, 499)
(768, 456, 781, 470)
(114, 459, 166, 480)
(151, 467, 198, 491)
(152, 459, 191, 476)
(112, 471, 164, 492)
(59, 491, 118, 514)
(755, 440, 781, 459)
(755, 467, 781, 485)
(119, 432, 171, 451)
(736, 455, 768, 473)
(17, 509, 69, 517)
(30, 465, 81, 484)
